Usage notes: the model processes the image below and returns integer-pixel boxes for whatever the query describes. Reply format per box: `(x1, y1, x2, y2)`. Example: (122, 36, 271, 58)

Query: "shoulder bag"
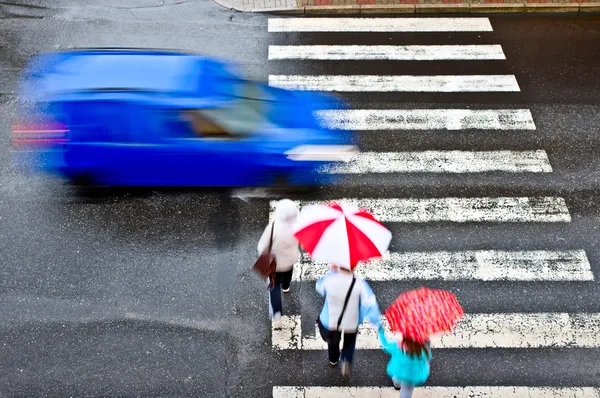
(252, 222, 277, 288)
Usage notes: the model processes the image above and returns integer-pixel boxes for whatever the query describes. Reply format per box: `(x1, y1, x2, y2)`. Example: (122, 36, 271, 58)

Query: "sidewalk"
(213, 0, 600, 14)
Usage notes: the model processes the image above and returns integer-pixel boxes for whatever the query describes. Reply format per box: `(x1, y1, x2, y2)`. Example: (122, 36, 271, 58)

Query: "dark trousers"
(327, 331, 357, 364)
(268, 269, 293, 316)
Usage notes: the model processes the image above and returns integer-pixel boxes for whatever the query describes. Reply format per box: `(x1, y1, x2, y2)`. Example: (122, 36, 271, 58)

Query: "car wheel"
(71, 173, 109, 197)
(72, 173, 95, 187)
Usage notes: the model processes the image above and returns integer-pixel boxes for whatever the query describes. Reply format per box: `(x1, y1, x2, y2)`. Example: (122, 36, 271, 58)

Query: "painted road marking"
(270, 198, 571, 223)
(268, 18, 494, 33)
(269, 75, 521, 92)
(315, 109, 536, 130)
(268, 45, 506, 61)
(318, 151, 552, 174)
(272, 314, 600, 350)
(273, 386, 600, 398)
(291, 250, 593, 282)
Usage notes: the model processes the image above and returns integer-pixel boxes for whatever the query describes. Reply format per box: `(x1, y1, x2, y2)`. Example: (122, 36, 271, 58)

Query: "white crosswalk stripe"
(269, 75, 521, 92)
(268, 45, 506, 61)
(270, 198, 571, 223)
(315, 109, 536, 130)
(273, 386, 600, 397)
(272, 314, 600, 350)
(318, 151, 552, 174)
(268, 18, 494, 32)
(292, 250, 593, 282)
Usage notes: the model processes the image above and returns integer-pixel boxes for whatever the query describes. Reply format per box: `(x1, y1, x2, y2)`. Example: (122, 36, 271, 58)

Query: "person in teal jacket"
(378, 327, 432, 398)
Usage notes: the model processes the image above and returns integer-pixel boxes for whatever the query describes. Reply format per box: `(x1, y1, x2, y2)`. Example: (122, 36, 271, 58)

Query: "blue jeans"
(268, 270, 293, 317)
(327, 331, 357, 364)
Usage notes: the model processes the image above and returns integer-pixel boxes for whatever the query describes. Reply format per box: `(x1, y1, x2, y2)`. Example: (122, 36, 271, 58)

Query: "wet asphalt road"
(1, 1, 600, 397)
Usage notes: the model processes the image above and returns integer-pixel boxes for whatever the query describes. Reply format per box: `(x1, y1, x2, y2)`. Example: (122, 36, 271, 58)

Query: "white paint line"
(272, 314, 600, 350)
(268, 18, 494, 33)
(270, 198, 571, 223)
(269, 75, 521, 92)
(315, 109, 536, 130)
(268, 45, 506, 61)
(291, 250, 593, 282)
(273, 386, 600, 398)
(272, 315, 302, 350)
(318, 151, 552, 174)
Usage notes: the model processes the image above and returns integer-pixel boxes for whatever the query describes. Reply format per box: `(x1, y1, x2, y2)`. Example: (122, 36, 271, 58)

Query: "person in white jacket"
(316, 265, 381, 377)
(257, 199, 300, 327)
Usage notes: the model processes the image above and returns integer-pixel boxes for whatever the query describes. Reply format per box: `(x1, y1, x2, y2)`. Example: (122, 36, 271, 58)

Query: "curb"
(228, 2, 600, 14)
(212, 0, 239, 11)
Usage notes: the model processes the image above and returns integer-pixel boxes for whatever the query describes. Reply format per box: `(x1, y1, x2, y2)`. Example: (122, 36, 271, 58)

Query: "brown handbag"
(253, 222, 277, 288)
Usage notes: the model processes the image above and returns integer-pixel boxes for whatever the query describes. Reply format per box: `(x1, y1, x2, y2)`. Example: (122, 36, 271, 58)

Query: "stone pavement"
(213, 0, 600, 14)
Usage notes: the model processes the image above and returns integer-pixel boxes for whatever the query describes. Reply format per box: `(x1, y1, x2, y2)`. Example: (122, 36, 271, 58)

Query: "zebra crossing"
(267, 17, 494, 32)
(271, 197, 571, 222)
(273, 387, 600, 397)
(272, 313, 600, 350)
(314, 109, 536, 130)
(268, 45, 507, 61)
(291, 251, 593, 282)
(269, 74, 521, 92)
(318, 151, 553, 174)
(266, 16, 597, 397)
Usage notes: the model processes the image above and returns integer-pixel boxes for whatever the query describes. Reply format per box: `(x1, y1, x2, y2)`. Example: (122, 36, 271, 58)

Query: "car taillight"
(12, 121, 69, 148)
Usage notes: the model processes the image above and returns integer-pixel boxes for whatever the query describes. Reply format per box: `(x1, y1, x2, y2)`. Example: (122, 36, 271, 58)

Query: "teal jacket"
(378, 328, 431, 386)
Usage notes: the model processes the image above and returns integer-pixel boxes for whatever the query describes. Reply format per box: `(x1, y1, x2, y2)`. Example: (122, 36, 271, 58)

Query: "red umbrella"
(384, 287, 464, 343)
(293, 201, 392, 270)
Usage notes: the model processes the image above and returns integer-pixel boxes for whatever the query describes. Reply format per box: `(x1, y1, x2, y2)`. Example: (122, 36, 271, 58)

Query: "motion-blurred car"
(12, 48, 356, 189)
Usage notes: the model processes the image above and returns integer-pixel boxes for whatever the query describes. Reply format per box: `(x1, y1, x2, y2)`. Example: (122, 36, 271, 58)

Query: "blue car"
(13, 48, 357, 188)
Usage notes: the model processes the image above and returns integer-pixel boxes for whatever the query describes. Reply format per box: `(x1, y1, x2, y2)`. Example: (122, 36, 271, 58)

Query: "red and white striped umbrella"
(293, 202, 392, 270)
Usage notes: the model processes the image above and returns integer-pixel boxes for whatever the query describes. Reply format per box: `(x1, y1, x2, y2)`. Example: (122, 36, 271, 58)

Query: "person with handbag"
(257, 199, 300, 328)
(315, 264, 382, 377)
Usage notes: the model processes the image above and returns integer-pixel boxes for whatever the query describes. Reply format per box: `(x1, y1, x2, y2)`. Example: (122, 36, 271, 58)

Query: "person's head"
(331, 264, 354, 274)
(274, 199, 299, 223)
(400, 337, 430, 358)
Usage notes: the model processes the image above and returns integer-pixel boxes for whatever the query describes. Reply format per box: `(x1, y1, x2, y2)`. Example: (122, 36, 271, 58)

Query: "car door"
(161, 108, 263, 187)
(61, 101, 122, 185)
(115, 104, 175, 186)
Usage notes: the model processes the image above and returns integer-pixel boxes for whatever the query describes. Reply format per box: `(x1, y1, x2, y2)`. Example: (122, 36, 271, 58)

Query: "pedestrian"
(378, 327, 432, 397)
(257, 199, 300, 328)
(316, 264, 381, 377)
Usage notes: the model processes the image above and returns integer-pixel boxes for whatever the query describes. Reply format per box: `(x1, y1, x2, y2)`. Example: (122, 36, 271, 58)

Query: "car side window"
(167, 109, 239, 141)
(180, 110, 232, 139)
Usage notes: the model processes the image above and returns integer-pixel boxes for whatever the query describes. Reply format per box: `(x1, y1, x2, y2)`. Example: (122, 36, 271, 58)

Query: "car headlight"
(285, 145, 358, 162)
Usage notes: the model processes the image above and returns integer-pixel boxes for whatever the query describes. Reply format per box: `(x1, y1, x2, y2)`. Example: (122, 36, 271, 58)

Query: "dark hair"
(401, 337, 430, 359)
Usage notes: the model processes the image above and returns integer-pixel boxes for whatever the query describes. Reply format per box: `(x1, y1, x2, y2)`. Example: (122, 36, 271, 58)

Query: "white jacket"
(316, 269, 381, 332)
(257, 199, 300, 272)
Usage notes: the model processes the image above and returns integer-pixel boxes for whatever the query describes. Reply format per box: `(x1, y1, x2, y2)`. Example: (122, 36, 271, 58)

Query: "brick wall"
(305, 0, 590, 5)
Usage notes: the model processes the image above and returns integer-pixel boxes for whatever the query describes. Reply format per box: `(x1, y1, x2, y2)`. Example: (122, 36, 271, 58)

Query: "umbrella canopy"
(384, 287, 464, 343)
(293, 201, 392, 270)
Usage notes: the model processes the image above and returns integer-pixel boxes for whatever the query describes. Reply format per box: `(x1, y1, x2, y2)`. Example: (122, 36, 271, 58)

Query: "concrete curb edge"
(212, 0, 241, 11)
(234, 2, 600, 14)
